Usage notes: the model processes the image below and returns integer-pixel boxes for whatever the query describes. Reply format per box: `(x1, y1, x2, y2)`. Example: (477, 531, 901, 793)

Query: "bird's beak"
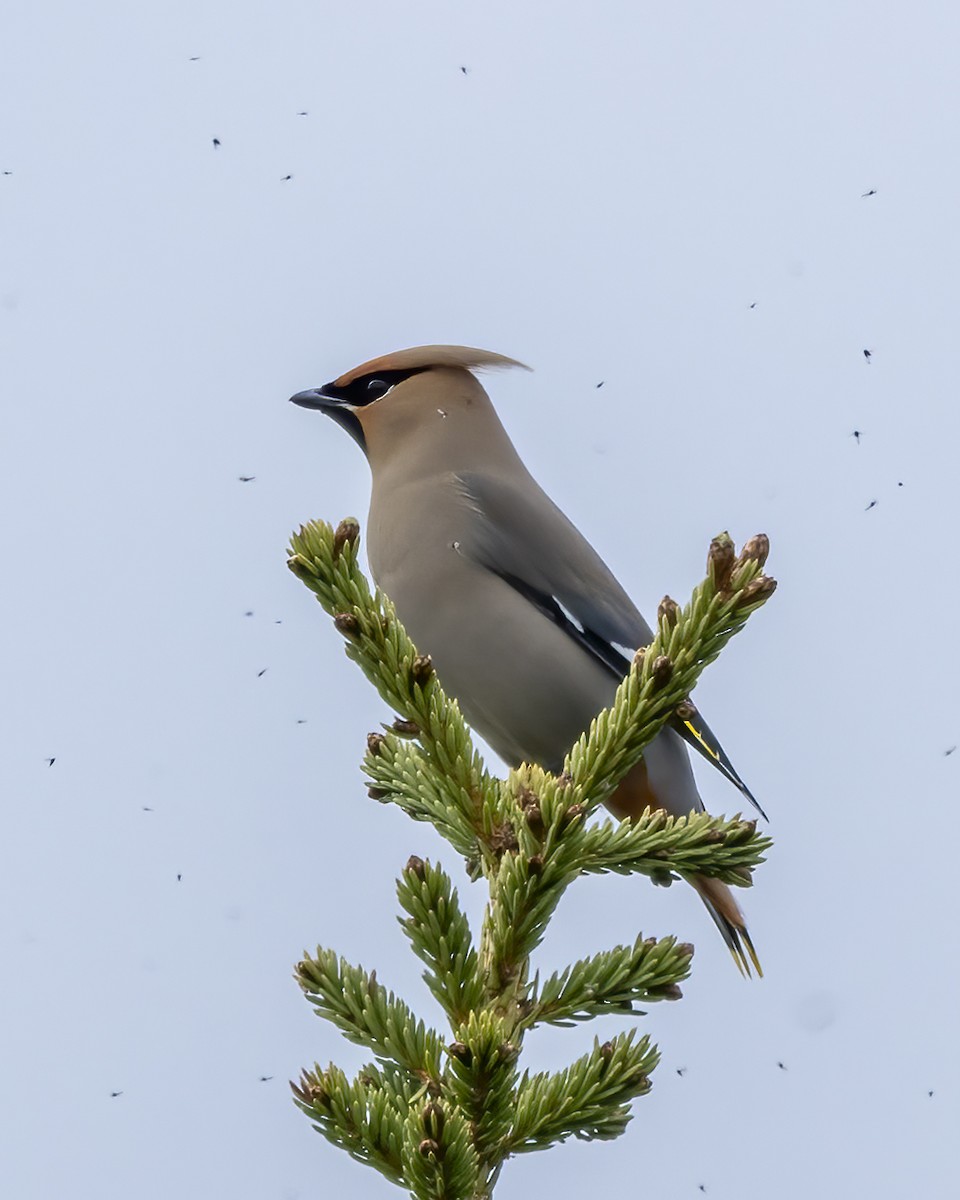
(289, 385, 367, 452)
(289, 386, 344, 411)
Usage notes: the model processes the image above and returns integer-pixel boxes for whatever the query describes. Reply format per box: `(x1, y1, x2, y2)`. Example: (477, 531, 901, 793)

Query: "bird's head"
(289, 345, 530, 460)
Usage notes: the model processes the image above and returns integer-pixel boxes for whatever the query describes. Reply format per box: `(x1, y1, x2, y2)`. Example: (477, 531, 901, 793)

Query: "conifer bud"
(708, 532, 736, 592)
(738, 532, 770, 570)
(651, 655, 673, 688)
(392, 717, 420, 736)
(422, 1102, 445, 1136)
(658, 595, 680, 628)
(332, 518, 360, 559)
(738, 575, 778, 606)
(410, 654, 434, 685)
(406, 855, 426, 880)
(448, 1042, 472, 1066)
(334, 612, 359, 637)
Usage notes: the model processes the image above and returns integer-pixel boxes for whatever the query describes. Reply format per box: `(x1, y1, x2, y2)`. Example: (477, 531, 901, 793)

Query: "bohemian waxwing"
(291, 345, 765, 975)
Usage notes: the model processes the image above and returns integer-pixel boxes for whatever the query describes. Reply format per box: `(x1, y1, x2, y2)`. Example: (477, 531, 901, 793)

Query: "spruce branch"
(510, 1031, 659, 1153)
(446, 1011, 521, 1165)
(295, 948, 444, 1084)
(397, 857, 485, 1025)
(575, 809, 771, 885)
(291, 1061, 413, 1187)
(529, 934, 694, 1027)
(561, 531, 776, 815)
(289, 519, 497, 859)
(287, 519, 776, 1198)
(402, 1098, 481, 1200)
(365, 730, 481, 859)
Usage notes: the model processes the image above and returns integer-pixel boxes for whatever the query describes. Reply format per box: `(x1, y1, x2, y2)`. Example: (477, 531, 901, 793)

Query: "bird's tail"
(689, 874, 763, 978)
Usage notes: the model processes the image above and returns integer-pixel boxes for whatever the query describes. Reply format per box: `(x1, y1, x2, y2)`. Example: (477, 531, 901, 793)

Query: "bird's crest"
(333, 345, 531, 387)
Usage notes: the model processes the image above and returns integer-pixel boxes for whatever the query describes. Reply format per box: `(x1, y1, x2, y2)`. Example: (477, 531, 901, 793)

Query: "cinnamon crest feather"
(334, 344, 531, 387)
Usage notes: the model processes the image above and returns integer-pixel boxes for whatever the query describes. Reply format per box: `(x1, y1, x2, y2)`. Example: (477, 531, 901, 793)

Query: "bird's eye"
(366, 378, 390, 397)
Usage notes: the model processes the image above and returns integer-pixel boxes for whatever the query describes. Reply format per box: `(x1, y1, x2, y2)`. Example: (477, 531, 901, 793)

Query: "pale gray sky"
(2, 3, 958, 1198)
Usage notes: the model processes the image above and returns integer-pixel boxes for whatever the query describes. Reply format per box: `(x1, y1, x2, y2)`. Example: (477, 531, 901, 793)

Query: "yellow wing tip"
(684, 719, 721, 762)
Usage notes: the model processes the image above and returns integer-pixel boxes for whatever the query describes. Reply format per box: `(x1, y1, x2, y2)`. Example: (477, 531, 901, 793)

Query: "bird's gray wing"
(455, 471, 767, 819)
(454, 470, 653, 680)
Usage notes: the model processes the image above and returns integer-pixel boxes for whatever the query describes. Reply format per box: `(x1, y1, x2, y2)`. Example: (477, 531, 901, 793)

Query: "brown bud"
(676, 942, 695, 959)
(651, 655, 673, 688)
(367, 785, 389, 801)
(633, 646, 647, 670)
(498, 1042, 520, 1064)
(561, 802, 585, 829)
(367, 732, 386, 757)
(406, 855, 426, 880)
(527, 854, 544, 877)
(308, 1083, 329, 1105)
(675, 700, 696, 722)
(523, 802, 544, 837)
(418, 1138, 440, 1158)
(656, 983, 683, 1001)
(704, 828, 726, 844)
(332, 518, 360, 559)
(448, 1042, 473, 1067)
(738, 575, 778, 606)
(392, 717, 420, 737)
(488, 821, 519, 855)
(422, 1102, 445, 1135)
(599, 1040, 614, 1062)
(650, 869, 675, 887)
(658, 595, 680, 628)
(738, 533, 770, 570)
(708, 532, 736, 592)
(556, 771, 573, 789)
(334, 612, 359, 637)
(411, 654, 434, 685)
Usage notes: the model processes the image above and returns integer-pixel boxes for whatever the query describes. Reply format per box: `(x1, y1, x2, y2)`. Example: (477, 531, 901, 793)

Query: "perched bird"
(291, 346, 766, 974)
